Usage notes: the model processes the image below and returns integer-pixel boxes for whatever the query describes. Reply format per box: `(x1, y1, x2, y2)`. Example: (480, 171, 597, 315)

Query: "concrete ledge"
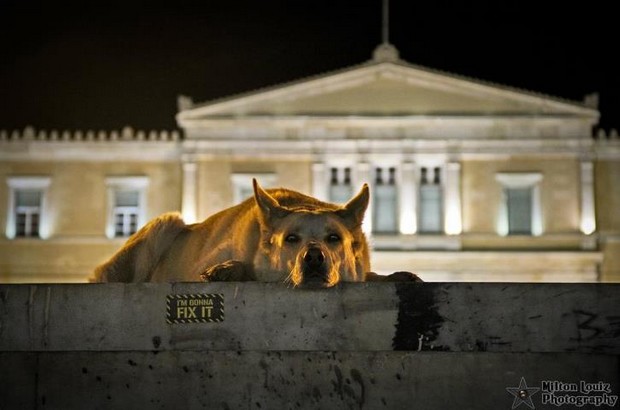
(1, 283, 619, 409)
(1, 282, 618, 353)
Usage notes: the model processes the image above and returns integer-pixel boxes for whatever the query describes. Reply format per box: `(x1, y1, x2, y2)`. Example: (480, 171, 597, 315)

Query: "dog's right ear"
(336, 183, 369, 229)
(253, 179, 289, 223)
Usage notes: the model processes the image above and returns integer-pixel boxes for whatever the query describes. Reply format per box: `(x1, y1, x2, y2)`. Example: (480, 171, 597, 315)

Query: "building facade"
(1, 45, 619, 283)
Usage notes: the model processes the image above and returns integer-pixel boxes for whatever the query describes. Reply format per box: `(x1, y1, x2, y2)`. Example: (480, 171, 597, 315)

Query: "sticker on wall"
(166, 293, 224, 324)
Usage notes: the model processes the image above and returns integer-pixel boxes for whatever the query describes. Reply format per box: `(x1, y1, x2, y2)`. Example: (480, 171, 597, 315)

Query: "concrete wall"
(0, 282, 618, 409)
(197, 159, 312, 220)
(601, 239, 620, 282)
(0, 161, 181, 282)
(372, 250, 601, 282)
(595, 160, 620, 281)
(595, 160, 620, 232)
(2, 282, 618, 352)
(1, 154, 618, 283)
(462, 157, 580, 236)
(0, 240, 118, 282)
(0, 160, 182, 235)
(3, 351, 617, 410)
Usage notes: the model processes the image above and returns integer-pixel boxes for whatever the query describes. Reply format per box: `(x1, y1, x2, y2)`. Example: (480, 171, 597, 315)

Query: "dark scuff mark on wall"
(392, 283, 448, 351)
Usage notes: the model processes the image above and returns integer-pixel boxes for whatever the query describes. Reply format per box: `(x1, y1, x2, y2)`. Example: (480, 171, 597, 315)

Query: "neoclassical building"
(1, 44, 619, 283)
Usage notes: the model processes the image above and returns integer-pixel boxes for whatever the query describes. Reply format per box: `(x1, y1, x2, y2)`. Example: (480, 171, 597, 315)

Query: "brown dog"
(94, 179, 420, 286)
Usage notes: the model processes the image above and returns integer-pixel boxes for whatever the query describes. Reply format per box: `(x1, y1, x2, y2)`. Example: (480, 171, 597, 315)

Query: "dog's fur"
(94, 179, 420, 286)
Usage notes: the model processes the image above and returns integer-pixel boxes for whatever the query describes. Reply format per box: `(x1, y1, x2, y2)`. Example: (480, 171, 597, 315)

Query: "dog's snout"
(303, 248, 325, 269)
(299, 245, 334, 288)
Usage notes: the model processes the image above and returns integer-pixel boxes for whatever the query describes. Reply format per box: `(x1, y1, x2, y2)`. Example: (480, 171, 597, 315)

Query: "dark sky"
(1, 1, 618, 133)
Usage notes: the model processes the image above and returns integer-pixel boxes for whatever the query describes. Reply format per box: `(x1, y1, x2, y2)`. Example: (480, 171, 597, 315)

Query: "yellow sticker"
(166, 293, 224, 324)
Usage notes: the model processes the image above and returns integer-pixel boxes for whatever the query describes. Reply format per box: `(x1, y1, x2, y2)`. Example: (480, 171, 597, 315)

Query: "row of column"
(312, 161, 462, 236)
(180, 159, 595, 237)
(580, 161, 596, 235)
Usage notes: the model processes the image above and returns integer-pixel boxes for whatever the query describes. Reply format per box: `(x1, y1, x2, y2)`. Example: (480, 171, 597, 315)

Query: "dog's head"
(252, 179, 370, 288)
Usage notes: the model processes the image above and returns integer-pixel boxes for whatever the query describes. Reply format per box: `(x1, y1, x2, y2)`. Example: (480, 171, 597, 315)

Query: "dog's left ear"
(253, 179, 289, 223)
(337, 183, 369, 228)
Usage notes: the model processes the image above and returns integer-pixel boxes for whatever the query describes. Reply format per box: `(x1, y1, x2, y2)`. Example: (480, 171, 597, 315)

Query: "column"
(444, 162, 462, 235)
(312, 162, 328, 202)
(399, 161, 417, 234)
(182, 161, 198, 224)
(580, 161, 596, 235)
(531, 184, 543, 236)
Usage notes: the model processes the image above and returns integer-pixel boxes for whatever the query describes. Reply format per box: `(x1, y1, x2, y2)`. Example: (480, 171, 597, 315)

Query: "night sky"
(1, 1, 618, 133)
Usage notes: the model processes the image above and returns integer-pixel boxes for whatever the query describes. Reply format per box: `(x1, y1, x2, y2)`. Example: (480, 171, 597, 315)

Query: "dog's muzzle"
(302, 247, 327, 285)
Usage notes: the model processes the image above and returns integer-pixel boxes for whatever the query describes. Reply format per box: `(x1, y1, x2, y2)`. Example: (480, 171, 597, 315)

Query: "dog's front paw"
(364, 271, 423, 282)
(200, 261, 254, 282)
(386, 271, 423, 282)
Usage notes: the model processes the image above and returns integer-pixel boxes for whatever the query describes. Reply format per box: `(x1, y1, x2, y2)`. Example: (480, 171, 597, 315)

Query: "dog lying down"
(94, 179, 421, 287)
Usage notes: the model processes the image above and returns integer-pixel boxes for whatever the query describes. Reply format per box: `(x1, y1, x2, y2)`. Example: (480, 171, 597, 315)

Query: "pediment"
(177, 60, 597, 124)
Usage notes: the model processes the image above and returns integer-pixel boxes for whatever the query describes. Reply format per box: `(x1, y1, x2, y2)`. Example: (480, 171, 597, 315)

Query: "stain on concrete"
(312, 386, 322, 402)
(350, 368, 365, 408)
(330, 365, 365, 409)
(152, 336, 161, 349)
(571, 309, 603, 342)
(259, 358, 269, 388)
(392, 283, 447, 351)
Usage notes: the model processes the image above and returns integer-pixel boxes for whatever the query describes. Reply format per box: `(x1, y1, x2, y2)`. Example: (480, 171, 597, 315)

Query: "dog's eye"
(285, 234, 300, 243)
(327, 234, 341, 243)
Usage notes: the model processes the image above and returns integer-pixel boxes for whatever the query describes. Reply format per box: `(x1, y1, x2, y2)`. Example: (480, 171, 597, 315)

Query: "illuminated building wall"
(1, 48, 618, 282)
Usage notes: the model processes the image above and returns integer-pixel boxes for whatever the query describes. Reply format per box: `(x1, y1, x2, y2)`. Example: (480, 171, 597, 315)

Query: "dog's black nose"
(303, 248, 325, 269)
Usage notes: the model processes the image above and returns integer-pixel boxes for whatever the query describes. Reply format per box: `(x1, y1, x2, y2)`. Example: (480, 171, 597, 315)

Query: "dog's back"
(94, 182, 371, 284)
(92, 212, 187, 282)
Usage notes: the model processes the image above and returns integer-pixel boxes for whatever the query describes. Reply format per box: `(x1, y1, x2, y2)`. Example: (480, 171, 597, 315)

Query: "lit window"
(506, 187, 532, 235)
(113, 190, 140, 237)
(15, 190, 41, 237)
(329, 167, 352, 204)
(418, 167, 443, 233)
(106, 177, 149, 239)
(373, 167, 398, 234)
(6, 177, 51, 239)
(495, 173, 543, 236)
